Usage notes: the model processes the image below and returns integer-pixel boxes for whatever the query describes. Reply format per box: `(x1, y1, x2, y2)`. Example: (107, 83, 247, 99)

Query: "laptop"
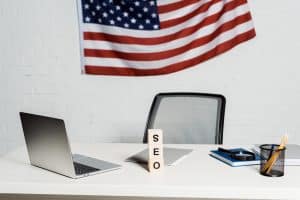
(126, 147, 193, 166)
(20, 112, 121, 179)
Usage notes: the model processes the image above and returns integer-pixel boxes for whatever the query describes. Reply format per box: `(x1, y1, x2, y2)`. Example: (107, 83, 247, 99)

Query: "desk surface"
(0, 143, 300, 199)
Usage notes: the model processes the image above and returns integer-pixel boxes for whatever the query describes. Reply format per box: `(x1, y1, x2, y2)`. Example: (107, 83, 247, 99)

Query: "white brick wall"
(1, 0, 300, 155)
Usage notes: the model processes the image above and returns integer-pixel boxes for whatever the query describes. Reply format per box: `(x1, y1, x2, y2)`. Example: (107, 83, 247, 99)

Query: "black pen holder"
(260, 144, 285, 177)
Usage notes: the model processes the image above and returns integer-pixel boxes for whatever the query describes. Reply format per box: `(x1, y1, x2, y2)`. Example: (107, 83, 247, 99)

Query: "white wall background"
(1, 0, 300, 155)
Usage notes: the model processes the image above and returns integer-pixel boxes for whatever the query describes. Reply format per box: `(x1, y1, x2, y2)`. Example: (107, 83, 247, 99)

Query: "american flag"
(78, 0, 256, 76)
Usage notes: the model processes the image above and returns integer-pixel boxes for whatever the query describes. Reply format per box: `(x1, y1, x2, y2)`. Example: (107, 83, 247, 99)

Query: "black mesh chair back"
(143, 93, 226, 144)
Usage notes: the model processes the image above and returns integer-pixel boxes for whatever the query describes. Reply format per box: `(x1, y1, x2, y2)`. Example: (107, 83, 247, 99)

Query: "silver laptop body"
(126, 147, 193, 166)
(20, 112, 121, 179)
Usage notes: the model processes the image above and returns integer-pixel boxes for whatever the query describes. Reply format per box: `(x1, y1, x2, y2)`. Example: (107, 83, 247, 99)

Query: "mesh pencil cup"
(260, 144, 286, 177)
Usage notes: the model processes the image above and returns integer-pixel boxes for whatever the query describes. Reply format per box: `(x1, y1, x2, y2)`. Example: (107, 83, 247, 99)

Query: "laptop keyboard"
(74, 162, 100, 175)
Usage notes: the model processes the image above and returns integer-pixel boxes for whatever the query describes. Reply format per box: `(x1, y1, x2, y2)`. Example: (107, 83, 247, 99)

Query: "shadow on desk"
(0, 194, 265, 200)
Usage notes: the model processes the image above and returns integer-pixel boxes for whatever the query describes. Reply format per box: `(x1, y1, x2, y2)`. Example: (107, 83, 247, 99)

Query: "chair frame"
(143, 92, 226, 144)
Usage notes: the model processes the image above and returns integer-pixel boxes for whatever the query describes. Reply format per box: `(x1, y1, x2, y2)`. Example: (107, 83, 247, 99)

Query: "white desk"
(0, 143, 300, 200)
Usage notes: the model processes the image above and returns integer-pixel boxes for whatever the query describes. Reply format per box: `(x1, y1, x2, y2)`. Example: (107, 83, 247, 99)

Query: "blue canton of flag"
(81, 0, 160, 30)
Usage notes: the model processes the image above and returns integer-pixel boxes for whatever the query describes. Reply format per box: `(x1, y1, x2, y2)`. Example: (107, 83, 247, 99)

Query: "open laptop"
(20, 112, 121, 179)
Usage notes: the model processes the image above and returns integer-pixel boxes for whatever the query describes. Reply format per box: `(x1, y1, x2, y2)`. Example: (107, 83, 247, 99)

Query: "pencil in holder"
(260, 144, 286, 177)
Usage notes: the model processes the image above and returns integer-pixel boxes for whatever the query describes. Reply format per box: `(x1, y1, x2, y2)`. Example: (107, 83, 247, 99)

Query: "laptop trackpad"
(73, 154, 121, 170)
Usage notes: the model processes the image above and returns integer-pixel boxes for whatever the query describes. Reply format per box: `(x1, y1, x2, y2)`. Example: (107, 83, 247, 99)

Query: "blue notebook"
(210, 148, 261, 167)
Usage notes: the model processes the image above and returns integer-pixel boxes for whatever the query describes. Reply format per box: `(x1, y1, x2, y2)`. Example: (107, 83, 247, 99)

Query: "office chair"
(143, 93, 226, 144)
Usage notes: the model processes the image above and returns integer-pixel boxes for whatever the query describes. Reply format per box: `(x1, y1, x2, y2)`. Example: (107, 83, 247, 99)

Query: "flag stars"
(82, 0, 160, 30)
(151, 13, 157, 18)
(110, 20, 115, 25)
(102, 12, 108, 17)
(85, 16, 91, 22)
(131, 18, 137, 24)
(123, 12, 128, 17)
(143, 7, 149, 12)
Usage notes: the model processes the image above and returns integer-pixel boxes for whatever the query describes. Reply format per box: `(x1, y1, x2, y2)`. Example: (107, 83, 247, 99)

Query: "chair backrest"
(143, 93, 225, 144)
